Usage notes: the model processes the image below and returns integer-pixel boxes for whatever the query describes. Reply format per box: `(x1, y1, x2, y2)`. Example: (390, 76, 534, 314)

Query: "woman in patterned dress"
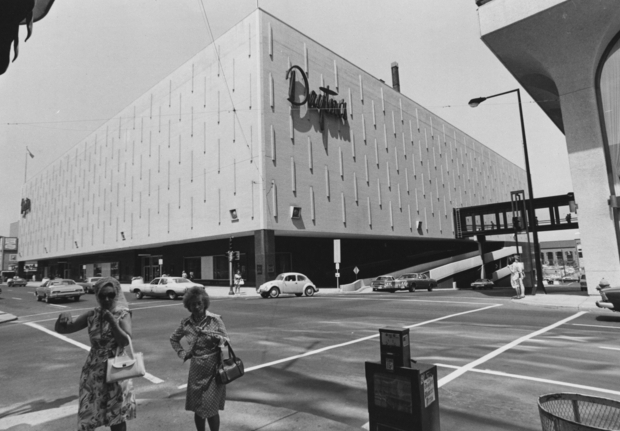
(55, 277, 136, 431)
(170, 287, 229, 431)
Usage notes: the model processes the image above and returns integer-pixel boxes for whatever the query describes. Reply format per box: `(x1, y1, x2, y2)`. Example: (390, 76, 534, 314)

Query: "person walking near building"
(233, 270, 243, 295)
(508, 256, 525, 299)
(182, 270, 188, 279)
(170, 287, 230, 431)
(54, 277, 136, 431)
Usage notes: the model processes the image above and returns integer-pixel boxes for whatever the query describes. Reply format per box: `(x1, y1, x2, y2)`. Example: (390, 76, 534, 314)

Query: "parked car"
(77, 277, 103, 294)
(132, 277, 204, 300)
(35, 279, 85, 303)
(371, 275, 397, 292)
(256, 272, 319, 298)
(7, 276, 28, 287)
(580, 274, 587, 291)
(396, 273, 437, 292)
(470, 279, 494, 290)
(596, 281, 620, 312)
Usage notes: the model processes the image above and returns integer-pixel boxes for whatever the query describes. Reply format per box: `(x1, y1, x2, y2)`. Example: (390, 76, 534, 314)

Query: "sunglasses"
(98, 292, 116, 300)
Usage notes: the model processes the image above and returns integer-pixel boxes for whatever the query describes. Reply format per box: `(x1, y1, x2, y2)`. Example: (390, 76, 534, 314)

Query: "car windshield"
(150, 278, 160, 285)
(401, 274, 416, 279)
(61, 280, 76, 285)
(276, 274, 285, 281)
(174, 278, 190, 283)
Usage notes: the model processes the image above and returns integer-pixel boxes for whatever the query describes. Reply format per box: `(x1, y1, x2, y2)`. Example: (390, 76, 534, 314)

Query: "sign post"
(158, 259, 163, 277)
(334, 239, 341, 290)
(354, 266, 359, 280)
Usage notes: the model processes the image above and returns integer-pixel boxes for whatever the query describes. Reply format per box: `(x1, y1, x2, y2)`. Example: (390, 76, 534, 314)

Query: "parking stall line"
(178, 303, 502, 389)
(48, 303, 68, 308)
(599, 346, 620, 351)
(436, 363, 620, 397)
(23, 322, 164, 384)
(11, 297, 22, 300)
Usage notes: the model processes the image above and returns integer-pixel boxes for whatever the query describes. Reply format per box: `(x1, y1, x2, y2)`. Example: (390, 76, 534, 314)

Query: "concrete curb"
(0, 310, 17, 324)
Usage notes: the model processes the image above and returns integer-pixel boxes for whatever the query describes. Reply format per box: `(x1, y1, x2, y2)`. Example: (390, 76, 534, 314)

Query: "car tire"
(36, 294, 42, 302)
(269, 287, 280, 298)
(304, 286, 315, 297)
(260, 293, 269, 299)
(44, 295, 51, 303)
(428, 287, 433, 292)
(7, 282, 12, 288)
(74, 296, 80, 302)
(167, 291, 178, 300)
(135, 290, 144, 299)
(408, 285, 416, 293)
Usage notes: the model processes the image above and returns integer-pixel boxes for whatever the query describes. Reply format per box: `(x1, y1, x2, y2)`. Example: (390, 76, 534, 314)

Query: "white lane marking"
(314, 297, 503, 306)
(599, 346, 620, 351)
(48, 304, 68, 308)
(11, 297, 22, 300)
(437, 312, 586, 388)
(23, 322, 164, 384)
(178, 303, 502, 389)
(436, 363, 620, 397)
(574, 323, 620, 330)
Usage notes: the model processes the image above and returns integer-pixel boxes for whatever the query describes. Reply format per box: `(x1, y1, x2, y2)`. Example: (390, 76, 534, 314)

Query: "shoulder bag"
(216, 342, 244, 384)
(106, 339, 146, 383)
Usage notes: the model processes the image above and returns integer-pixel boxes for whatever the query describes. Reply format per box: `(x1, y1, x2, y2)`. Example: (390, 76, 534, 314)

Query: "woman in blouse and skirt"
(170, 286, 229, 431)
(55, 277, 136, 431)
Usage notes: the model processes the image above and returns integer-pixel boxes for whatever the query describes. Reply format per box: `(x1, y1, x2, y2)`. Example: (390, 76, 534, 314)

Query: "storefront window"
(183, 257, 202, 279)
(111, 262, 119, 279)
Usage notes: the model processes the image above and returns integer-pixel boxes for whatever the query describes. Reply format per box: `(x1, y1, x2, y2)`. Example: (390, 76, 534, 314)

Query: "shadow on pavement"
(0, 396, 78, 419)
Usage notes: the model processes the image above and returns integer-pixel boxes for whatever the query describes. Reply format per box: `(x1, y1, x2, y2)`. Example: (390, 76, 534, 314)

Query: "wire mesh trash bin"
(539, 393, 620, 431)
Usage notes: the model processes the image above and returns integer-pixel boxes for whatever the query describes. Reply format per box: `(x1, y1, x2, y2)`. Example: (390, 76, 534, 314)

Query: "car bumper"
(48, 292, 84, 298)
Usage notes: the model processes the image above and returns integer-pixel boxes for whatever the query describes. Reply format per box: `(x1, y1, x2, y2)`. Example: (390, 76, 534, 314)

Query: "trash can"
(539, 393, 620, 431)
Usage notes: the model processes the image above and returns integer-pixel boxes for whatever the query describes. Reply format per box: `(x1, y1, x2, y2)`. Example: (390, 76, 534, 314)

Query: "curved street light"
(468, 88, 545, 294)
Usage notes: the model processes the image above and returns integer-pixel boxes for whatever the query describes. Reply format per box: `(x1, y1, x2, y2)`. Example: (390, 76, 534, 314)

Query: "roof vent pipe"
(391, 62, 400, 93)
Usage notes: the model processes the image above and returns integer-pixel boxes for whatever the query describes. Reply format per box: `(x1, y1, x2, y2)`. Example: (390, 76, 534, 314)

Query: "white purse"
(106, 339, 146, 383)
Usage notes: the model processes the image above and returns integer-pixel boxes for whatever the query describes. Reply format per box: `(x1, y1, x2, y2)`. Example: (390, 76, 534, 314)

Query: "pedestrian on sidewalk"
(54, 277, 136, 431)
(233, 270, 243, 295)
(508, 256, 525, 299)
(182, 270, 188, 279)
(170, 286, 230, 431)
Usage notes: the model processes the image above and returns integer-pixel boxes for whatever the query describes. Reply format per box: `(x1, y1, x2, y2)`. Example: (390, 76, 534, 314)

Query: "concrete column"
(561, 87, 620, 293)
(254, 229, 276, 287)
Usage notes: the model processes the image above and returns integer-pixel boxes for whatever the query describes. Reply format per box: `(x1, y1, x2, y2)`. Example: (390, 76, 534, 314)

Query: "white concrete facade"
(18, 9, 526, 263)
(477, 0, 620, 293)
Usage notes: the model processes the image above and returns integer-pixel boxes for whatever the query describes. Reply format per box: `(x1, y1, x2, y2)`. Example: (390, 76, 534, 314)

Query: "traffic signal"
(512, 216, 522, 231)
(228, 237, 234, 252)
(228, 250, 234, 262)
(233, 251, 240, 261)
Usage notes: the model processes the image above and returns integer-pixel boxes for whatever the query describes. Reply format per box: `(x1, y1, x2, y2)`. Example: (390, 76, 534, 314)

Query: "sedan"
(371, 275, 397, 292)
(132, 277, 204, 300)
(35, 279, 85, 303)
(396, 273, 437, 292)
(471, 279, 494, 290)
(7, 276, 28, 287)
(257, 272, 319, 298)
(78, 277, 103, 294)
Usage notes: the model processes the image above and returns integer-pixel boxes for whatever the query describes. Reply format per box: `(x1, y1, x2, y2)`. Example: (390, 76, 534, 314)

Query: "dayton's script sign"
(286, 65, 347, 131)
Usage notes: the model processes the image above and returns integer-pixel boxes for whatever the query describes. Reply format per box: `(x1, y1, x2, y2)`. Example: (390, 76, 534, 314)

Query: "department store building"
(18, 9, 526, 287)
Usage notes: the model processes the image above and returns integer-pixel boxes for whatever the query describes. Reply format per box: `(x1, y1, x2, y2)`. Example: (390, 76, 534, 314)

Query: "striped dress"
(170, 311, 229, 419)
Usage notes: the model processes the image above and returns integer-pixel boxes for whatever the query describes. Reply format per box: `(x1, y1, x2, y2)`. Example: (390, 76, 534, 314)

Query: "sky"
(0, 0, 573, 241)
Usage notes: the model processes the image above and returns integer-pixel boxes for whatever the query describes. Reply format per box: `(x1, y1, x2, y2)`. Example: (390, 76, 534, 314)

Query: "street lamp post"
(469, 88, 546, 294)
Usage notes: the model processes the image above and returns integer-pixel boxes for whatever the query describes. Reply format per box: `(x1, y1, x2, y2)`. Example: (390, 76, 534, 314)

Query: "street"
(1, 284, 620, 430)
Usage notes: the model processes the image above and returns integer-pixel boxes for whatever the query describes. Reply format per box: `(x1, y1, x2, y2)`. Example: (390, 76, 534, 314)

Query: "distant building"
(539, 240, 580, 268)
(18, 9, 526, 286)
(476, 0, 620, 292)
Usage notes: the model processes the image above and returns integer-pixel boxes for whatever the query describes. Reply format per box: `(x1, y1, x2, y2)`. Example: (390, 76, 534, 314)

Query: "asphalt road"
(1, 284, 619, 431)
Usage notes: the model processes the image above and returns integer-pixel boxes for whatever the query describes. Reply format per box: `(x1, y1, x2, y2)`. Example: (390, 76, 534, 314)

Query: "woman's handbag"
(239, 279, 245, 286)
(106, 339, 146, 383)
(216, 342, 244, 384)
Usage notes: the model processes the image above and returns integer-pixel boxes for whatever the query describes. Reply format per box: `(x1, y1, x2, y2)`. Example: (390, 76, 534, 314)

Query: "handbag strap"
(112, 338, 136, 365)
